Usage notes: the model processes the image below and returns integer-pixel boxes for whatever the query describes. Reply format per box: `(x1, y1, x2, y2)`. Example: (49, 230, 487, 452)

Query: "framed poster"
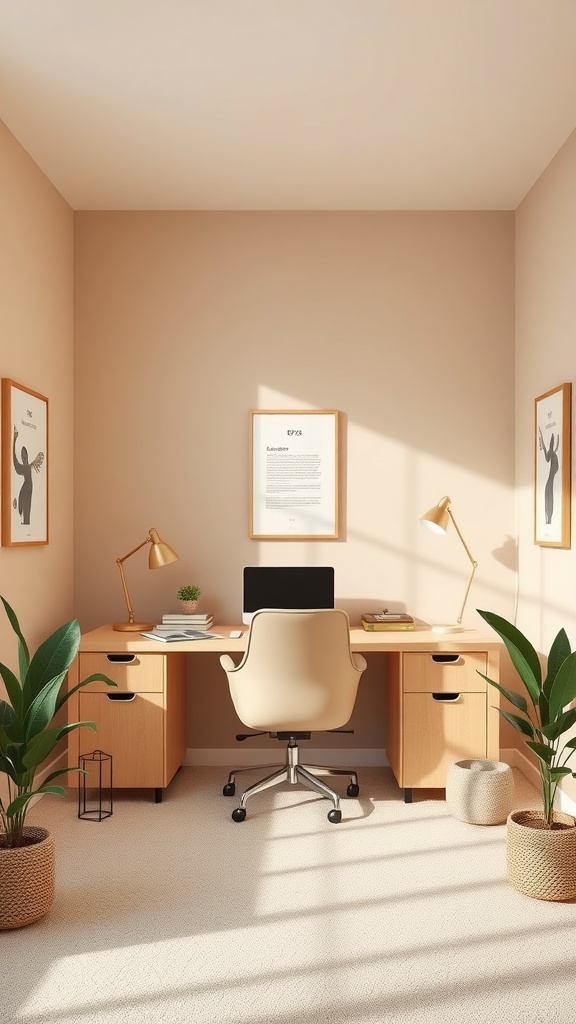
(249, 409, 340, 539)
(534, 382, 571, 548)
(1, 379, 48, 546)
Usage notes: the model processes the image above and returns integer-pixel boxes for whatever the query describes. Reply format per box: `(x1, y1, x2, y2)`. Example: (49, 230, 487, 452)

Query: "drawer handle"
(432, 692, 461, 702)
(106, 654, 138, 664)
(106, 692, 136, 702)
(431, 654, 461, 664)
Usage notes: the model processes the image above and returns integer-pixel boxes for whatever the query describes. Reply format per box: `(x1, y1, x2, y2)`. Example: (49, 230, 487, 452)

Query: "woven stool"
(446, 758, 514, 825)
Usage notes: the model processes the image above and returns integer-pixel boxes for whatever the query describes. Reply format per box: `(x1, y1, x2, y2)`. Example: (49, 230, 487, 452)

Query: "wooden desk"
(67, 625, 501, 803)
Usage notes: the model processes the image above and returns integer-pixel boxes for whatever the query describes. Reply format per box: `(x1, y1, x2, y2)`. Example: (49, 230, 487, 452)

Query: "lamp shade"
(420, 496, 451, 534)
(148, 528, 179, 569)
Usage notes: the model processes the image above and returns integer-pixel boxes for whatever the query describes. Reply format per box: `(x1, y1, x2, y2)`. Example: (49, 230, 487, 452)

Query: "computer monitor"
(242, 566, 335, 625)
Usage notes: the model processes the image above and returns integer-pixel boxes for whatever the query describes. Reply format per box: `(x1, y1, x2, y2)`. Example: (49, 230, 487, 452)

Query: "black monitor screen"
(242, 566, 335, 622)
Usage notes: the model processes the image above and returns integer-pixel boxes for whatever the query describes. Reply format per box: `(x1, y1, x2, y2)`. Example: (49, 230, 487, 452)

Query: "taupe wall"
(73, 211, 516, 753)
(4, 107, 576, 765)
(0, 121, 74, 802)
(515, 126, 576, 800)
(0, 120, 74, 652)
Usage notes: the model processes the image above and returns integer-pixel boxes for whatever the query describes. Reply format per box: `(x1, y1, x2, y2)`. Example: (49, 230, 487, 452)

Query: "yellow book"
(361, 614, 414, 631)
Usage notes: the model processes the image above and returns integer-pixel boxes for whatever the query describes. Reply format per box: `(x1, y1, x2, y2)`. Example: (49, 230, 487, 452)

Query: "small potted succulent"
(176, 585, 202, 614)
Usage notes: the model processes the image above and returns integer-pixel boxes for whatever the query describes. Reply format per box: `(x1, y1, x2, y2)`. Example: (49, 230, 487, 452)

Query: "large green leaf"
(22, 672, 67, 742)
(538, 690, 550, 728)
(0, 722, 10, 753)
(525, 740, 555, 765)
(542, 706, 576, 742)
(0, 661, 23, 718)
(477, 672, 528, 715)
(548, 650, 576, 723)
(549, 767, 572, 780)
(477, 610, 541, 704)
(56, 672, 117, 712)
(22, 720, 97, 769)
(0, 699, 17, 732)
(22, 619, 80, 706)
(543, 628, 572, 698)
(7, 785, 66, 817)
(498, 708, 536, 738)
(0, 749, 18, 782)
(1, 596, 30, 680)
(41, 764, 88, 786)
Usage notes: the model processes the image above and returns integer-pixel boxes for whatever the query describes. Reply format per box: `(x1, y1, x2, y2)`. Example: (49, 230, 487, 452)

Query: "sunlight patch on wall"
(251, 391, 516, 627)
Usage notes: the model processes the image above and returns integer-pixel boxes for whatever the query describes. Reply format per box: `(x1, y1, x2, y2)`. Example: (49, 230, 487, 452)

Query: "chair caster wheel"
(232, 807, 246, 822)
(347, 783, 359, 798)
(327, 809, 342, 824)
(223, 782, 236, 796)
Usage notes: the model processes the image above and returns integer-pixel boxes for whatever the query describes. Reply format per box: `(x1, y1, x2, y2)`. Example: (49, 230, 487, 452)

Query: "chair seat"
(218, 609, 366, 824)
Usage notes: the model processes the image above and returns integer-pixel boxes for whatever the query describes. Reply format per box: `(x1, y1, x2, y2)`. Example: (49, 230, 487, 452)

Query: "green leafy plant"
(0, 596, 117, 847)
(177, 585, 201, 602)
(478, 609, 576, 826)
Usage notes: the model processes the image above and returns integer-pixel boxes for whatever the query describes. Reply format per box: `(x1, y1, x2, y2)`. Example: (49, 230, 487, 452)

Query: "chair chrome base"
(224, 736, 359, 823)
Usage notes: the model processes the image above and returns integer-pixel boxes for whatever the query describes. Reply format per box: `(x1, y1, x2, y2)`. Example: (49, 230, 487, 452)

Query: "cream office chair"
(219, 608, 367, 823)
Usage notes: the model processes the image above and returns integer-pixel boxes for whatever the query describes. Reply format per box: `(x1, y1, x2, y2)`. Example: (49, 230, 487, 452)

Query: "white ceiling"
(2, 0, 576, 211)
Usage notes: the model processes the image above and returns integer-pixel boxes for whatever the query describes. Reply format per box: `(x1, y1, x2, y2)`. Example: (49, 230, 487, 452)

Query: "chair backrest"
(221, 608, 364, 732)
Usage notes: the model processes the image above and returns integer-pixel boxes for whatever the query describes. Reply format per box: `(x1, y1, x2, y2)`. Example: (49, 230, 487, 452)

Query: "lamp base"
(113, 622, 155, 632)
(431, 624, 465, 634)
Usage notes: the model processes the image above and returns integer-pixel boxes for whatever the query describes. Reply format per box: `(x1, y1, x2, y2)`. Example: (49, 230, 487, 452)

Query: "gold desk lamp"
(420, 496, 478, 634)
(113, 528, 179, 631)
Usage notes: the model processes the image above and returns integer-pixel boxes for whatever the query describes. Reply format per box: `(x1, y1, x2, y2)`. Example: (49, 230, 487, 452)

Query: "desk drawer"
(79, 653, 165, 693)
(402, 652, 487, 693)
(402, 691, 487, 787)
(79, 692, 165, 787)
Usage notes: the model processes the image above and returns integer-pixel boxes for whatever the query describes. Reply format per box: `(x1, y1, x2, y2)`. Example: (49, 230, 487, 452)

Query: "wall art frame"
(534, 382, 571, 548)
(249, 409, 340, 539)
(1, 378, 49, 546)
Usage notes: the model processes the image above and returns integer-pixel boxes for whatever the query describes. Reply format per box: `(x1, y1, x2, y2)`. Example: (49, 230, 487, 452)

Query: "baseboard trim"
(184, 747, 389, 768)
(501, 746, 576, 816)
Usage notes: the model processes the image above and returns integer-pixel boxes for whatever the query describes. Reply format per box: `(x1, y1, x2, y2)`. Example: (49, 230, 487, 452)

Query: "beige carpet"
(3, 766, 575, 1024)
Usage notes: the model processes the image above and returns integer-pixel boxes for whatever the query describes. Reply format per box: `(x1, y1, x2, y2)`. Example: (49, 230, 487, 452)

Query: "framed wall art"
(1, 379, 49, 546)
(249, 409, 340, 539)
(534, 382, 571, 548)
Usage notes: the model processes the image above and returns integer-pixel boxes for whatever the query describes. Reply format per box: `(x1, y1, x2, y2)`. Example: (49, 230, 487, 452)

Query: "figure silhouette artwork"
(538, 426, 559, 525)
(12, 424, 44, 526)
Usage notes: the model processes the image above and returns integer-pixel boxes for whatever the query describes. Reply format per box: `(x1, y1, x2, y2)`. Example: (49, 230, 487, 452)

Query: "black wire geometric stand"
(78, 749, 113, 821)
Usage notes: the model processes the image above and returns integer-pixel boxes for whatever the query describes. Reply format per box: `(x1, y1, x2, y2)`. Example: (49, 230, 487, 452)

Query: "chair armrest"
(353, 654, 367, 672)
(220, 654, 238, 672)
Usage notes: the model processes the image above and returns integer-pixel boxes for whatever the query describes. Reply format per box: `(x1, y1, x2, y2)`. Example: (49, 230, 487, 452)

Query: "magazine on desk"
(140, 629, 224, 642)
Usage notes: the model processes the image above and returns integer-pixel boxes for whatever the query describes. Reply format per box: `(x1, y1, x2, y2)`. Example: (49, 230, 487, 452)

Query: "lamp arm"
(447, 509, 478, 625)
(115, 535, 151, 626)
(116, 536, 151, 565)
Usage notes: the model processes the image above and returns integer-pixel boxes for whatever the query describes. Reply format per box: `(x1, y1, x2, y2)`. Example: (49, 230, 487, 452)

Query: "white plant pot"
(446, 758, 514, 825)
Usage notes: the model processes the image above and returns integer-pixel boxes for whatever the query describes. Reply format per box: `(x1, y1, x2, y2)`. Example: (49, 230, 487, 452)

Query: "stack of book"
(155, 611, 214, 632)
(361, 612, 414, 631)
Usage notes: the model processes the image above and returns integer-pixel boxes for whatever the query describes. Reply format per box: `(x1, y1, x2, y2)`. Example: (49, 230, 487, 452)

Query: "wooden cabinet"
(385, 650, 497, 801)
(67, 624, 501, 807)
(68, 649, 186, 801)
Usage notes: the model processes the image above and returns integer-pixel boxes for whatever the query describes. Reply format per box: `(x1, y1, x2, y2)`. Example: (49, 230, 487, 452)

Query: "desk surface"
(79, 624, 502, 654)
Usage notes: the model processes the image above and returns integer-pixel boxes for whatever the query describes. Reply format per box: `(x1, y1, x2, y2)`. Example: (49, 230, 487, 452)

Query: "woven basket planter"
(446, 758, 514, 825)
(179, 600, 198, 614)
(506, 809, 576, 901)
(0, 826, 55, 929)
